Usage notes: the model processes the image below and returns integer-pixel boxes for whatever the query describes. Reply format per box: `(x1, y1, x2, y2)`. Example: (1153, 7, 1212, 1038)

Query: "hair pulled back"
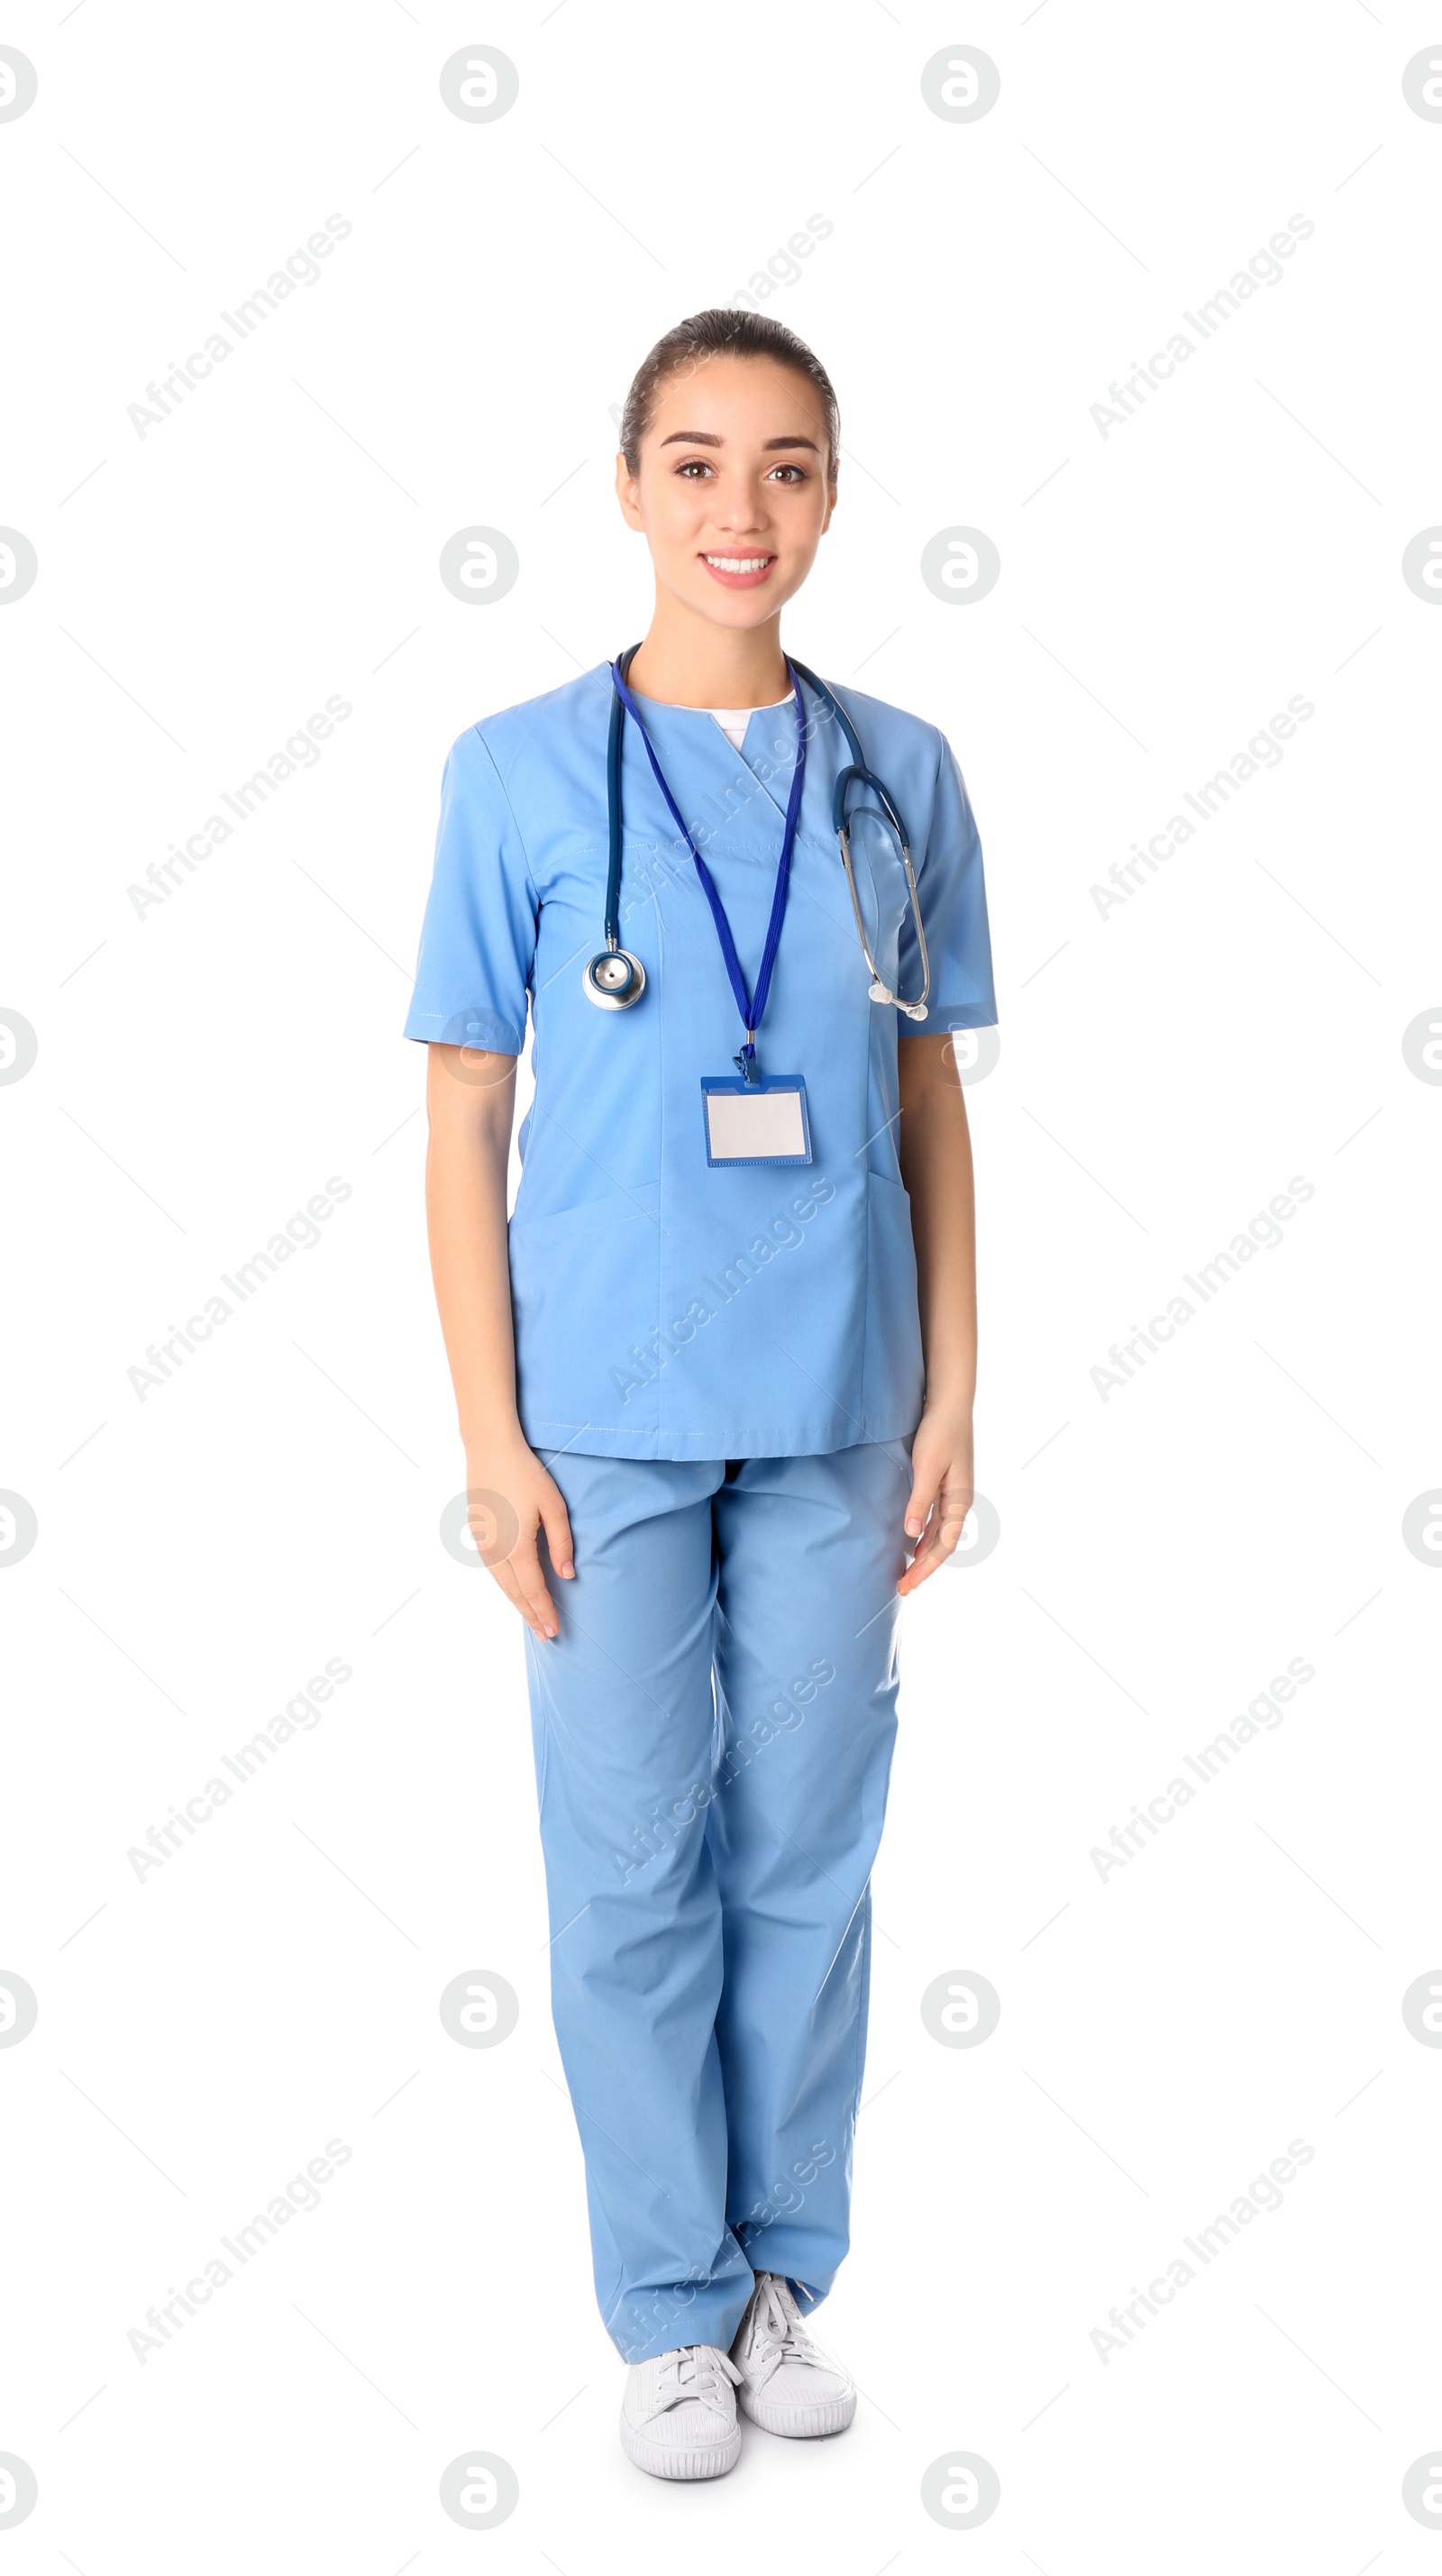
(619, 308, 839, 478)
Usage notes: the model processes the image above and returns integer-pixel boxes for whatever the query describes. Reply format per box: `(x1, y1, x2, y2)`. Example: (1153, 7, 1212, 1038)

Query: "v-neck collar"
(634, 690, 804, 829)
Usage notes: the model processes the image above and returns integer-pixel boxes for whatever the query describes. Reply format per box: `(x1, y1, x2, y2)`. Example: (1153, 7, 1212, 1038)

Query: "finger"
(929, 1486, 973, 1565)
(899, 1542, 945, 1594)
(488, 1560, 552, 1639)
(539, 1489, 576, 1579)
(903, 1467, 939, 1542)
(902, 1534, 949, 1592)
(898, 1499, 955, 1594)
(899, 1512, 938, 1593)
(507, 1535, 560, 1639)
(900, 1484, 975, 1593)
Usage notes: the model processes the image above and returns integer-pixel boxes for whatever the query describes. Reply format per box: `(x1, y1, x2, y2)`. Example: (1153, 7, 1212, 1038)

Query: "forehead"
(646, 351, 828, 440)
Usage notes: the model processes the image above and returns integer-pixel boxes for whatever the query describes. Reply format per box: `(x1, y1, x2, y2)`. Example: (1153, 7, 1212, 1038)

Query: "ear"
(614, 451, 644, 532)
(819, 479, 837, 536)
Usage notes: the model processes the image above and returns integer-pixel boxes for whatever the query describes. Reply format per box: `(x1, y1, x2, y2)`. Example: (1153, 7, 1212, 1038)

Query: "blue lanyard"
(609, 659, 808, 1073)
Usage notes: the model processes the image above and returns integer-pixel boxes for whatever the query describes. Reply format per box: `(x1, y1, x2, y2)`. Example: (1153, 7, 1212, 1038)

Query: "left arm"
(896, 1031, 978, 1593)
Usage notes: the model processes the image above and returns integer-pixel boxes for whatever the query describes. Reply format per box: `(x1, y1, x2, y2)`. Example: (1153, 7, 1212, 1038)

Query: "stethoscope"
(582, 645, 931, 1020)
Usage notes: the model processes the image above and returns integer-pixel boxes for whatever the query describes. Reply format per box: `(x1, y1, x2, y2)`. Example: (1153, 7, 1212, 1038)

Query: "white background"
(4, 1, 1441, 2566)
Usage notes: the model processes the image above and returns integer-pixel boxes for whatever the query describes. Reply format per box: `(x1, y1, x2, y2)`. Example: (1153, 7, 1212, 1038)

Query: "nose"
(709, 475, 769, 535)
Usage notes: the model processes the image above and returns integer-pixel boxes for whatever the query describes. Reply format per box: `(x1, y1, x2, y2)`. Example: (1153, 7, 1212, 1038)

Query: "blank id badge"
(700, 1073, 812, 1168)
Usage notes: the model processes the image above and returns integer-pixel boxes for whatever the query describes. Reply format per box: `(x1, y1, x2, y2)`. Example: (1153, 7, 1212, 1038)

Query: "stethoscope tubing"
(598, 648, 930, 1019)
(600, 641, 640, 952)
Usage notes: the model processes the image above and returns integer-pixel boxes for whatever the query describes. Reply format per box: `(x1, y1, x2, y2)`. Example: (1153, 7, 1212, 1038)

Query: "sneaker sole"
(619, 2416, 742, 2480)
(737, 2385, 857, 2439)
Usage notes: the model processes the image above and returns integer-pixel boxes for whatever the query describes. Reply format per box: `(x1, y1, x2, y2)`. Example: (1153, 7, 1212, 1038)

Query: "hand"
(465, 1435, 575, 1640)
(898, 1404, 974, 1594)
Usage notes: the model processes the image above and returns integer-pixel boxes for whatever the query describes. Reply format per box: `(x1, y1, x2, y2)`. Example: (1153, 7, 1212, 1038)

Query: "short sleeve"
(402, 727, 538, 1051)
(897, 732, 997, 1034)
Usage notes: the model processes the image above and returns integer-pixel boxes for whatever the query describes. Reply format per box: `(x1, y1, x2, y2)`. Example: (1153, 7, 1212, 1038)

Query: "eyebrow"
(657, 431, 822, 452)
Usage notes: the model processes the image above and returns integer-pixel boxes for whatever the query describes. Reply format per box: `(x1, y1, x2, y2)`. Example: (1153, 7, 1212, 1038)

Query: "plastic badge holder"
(700, 1074, 812, 1168)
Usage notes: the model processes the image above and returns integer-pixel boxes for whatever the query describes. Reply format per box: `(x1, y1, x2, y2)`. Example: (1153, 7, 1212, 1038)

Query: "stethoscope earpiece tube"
(786, 658, 864, 771)
(789, 656, 928, 1016)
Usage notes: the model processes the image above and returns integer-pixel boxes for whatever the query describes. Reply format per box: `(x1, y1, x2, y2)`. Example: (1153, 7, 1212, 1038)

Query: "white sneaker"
(619, 2343, 743, 2480)
(729, 2273, 857, 2438)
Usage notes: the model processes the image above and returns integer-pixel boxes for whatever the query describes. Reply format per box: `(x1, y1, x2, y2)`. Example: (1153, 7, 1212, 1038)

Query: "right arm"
(423, 1043, 574, 1638)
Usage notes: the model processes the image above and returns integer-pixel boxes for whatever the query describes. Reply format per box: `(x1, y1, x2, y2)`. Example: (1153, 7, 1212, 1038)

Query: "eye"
(675, 458, 715, 478)
(768, 462, 807, 484)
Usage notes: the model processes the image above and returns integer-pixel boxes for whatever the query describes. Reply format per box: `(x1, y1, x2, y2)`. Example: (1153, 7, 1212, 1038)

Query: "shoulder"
(800, 673, 948, 775)
(800, 673, 980, 854)
(444, 664, 614, 788)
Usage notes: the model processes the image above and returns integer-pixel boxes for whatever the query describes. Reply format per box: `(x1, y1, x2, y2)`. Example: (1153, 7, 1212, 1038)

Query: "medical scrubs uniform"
(405, 662, 996, 2361)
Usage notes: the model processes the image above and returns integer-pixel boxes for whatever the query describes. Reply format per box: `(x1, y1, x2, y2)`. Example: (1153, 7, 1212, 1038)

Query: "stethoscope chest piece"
(582, 947, 647, 1010)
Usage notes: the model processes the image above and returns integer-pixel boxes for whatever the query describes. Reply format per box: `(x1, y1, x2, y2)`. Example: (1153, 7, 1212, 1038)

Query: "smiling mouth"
(700, 552, 777, 587)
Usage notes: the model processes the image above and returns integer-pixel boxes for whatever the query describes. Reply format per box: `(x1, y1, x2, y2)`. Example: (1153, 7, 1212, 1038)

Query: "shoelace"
(742, 2274, 831, 2389)
(649, 2344, 742, 2419)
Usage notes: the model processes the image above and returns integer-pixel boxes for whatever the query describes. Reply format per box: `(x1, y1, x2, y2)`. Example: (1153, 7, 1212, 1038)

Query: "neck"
(625, 590, 789, 708)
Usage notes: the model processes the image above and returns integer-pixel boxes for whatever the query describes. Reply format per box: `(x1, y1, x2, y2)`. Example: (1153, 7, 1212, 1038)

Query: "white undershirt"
(680, 697, 792, 752)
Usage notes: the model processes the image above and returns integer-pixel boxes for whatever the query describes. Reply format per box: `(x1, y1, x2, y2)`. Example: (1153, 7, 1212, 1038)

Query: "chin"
(687, 581, 793, 626)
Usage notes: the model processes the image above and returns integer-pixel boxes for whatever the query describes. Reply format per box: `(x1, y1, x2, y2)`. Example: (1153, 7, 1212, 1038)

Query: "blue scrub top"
(404, 662, 997, 1461)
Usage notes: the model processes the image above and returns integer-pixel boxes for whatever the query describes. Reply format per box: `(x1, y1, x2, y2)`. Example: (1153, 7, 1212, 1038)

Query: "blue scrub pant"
(524, 1443, 908, 2365)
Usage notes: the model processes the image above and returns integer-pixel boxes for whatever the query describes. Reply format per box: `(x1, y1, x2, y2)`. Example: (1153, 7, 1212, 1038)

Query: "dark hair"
(619, 308, 839, 479)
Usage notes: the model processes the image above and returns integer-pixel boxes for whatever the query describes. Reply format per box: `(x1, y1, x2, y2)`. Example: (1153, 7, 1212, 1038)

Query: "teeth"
(706, 554, 771, 572)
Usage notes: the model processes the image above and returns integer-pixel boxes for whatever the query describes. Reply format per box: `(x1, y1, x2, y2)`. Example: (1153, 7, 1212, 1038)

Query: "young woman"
(406, 310, 996, 2480)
